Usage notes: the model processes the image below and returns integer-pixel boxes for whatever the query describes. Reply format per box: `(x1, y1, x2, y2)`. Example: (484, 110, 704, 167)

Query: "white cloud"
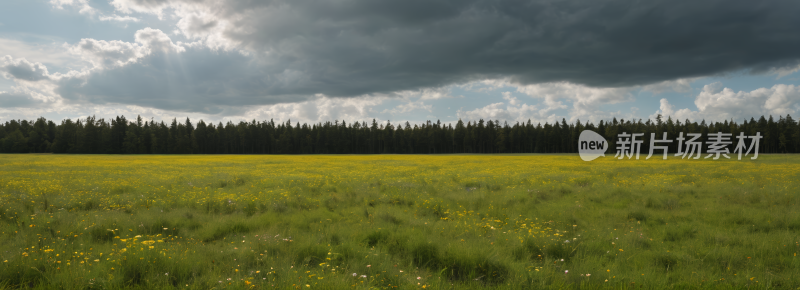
(651, 98, 700, 122)
(456, 101, 541, 123)
(641, 78, 699, 94)
(652, 83, 800, 122)
(52, 0, 146, 23)
(110, 0, 173, 17)
(0, 55, 72, 109)
(507, 81, 632, 123)
(0, 38, 77, 68)
(66, 28, 183, 70)
(134, 28, 185, 54)
(67, 39, 147, 69)
(382, 101, 432, 115)
(769, 63, 800, 79)
(502, 92, 518, 105)
(368, 87, 454, 102)
(416, 88, 454, 100)
(242, 95, 387, 124)
(99, 14, 141, 22)
(460, 78, 700, 123)
(459, 81, 607, 123)
(1, 56, 51, 81)
(50, 0, 96, 15)
(108, 0, 240, 51)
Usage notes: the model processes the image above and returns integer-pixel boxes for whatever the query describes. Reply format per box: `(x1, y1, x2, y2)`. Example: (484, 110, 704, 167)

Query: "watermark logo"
(578, 130, 608, 161)
(579, 131, 762, 161)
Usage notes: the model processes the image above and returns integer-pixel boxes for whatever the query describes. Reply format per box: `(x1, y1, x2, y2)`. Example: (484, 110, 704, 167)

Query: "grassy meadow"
(1, 154, 800, 289)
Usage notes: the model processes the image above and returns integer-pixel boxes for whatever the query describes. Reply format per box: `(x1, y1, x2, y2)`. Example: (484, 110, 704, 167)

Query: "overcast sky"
(1, 0, 800, 126)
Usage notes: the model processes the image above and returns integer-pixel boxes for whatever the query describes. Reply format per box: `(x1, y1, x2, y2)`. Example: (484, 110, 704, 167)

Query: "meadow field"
(1, 154, 799, 289)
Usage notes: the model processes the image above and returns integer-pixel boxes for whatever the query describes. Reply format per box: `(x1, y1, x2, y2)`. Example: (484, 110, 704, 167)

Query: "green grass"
(0, 154, 799, 289)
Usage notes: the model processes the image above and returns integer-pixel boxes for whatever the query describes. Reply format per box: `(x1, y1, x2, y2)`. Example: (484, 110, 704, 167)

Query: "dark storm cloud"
(205, 0, 800, 93)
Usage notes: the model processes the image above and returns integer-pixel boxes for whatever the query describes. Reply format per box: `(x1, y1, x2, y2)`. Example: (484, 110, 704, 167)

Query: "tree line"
(1, 114, 799, 154)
